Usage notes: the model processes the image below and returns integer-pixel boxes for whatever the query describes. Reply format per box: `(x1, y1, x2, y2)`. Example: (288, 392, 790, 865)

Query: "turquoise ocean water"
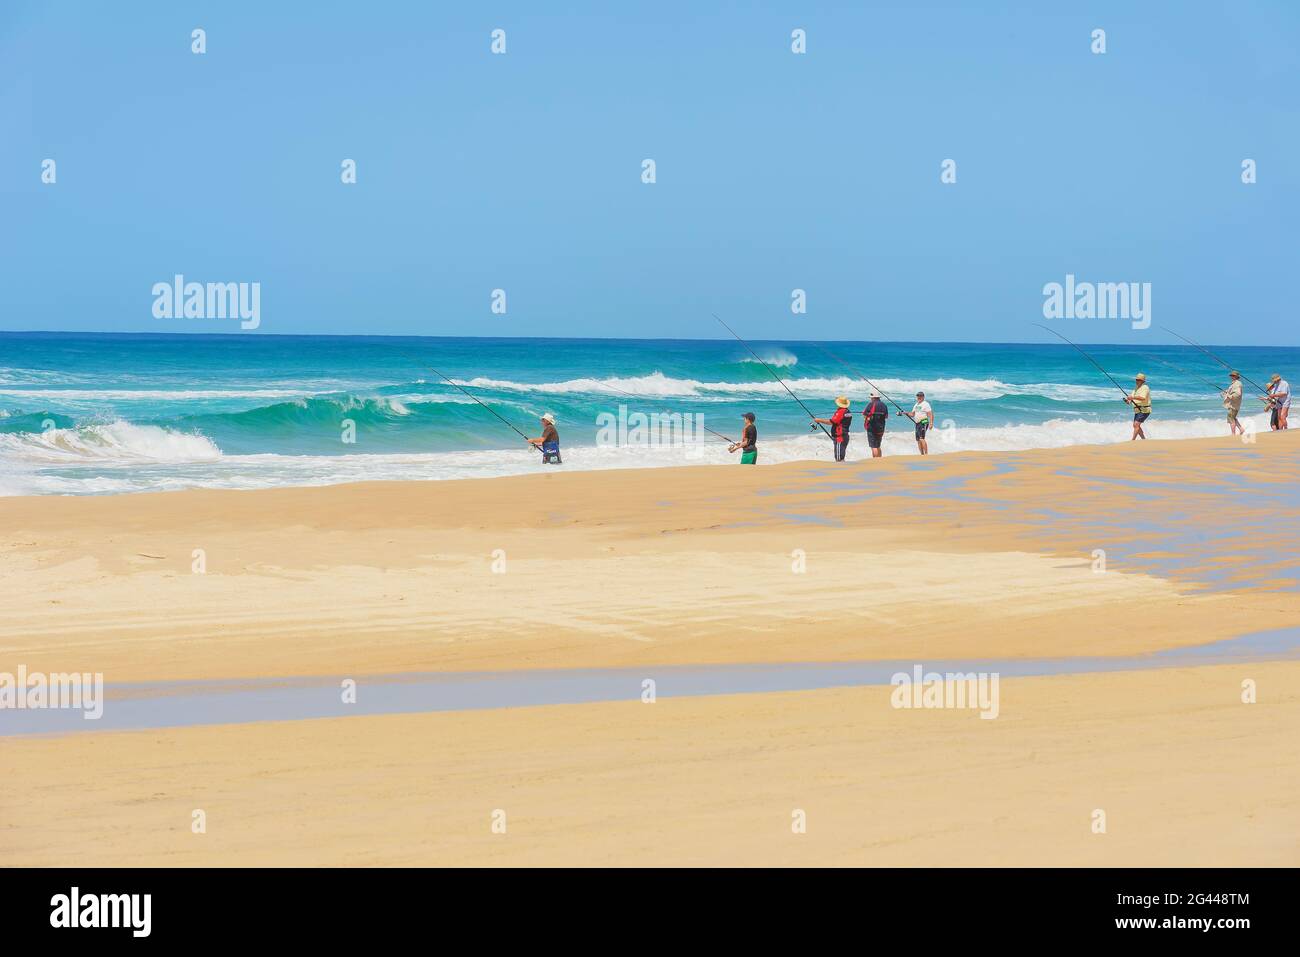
(1, 332, 1293, 495)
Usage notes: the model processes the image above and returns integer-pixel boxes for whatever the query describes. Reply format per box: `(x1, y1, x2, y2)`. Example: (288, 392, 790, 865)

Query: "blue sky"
(2, 1, 1296, 344)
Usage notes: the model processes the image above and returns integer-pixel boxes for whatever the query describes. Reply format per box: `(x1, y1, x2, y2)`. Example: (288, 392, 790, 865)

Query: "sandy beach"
(3, 432, 1299, 866)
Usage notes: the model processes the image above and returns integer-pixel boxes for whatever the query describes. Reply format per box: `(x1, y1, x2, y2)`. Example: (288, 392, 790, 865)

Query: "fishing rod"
(713, 314, 833, 440)
(1032, 323, 1132, 400)
(1160, 327, 1271, 398)
(1142, 354, 1227, 395)
(600, 381, 736, 444)
(400, 353, 536, 446)
(811, 343, 911, 417)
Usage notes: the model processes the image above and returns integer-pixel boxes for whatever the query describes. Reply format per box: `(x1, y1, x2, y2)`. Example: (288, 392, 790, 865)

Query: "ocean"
(1, 332, 1292, 496)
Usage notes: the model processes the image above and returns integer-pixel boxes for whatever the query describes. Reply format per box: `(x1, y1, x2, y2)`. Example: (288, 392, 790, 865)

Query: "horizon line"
(0, 329, 1291, 352)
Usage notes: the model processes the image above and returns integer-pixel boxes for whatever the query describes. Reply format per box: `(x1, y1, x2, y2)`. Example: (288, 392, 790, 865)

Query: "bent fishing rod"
(713, 315, 833, 440)
(600, 382, 736, 444)
(1032, 323, 1132, 400)
(400, 353, 537, 447)
(811, 343, 912, 417)
(1160, 327, 1270, 398)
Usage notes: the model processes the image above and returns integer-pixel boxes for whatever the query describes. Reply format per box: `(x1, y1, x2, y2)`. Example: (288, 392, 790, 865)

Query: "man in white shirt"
(899, 391, 933, 455)
(1264, 374, 1290, 430)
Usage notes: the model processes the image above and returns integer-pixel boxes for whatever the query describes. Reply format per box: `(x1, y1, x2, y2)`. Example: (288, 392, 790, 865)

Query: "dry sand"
(2, 432, 1298, 865)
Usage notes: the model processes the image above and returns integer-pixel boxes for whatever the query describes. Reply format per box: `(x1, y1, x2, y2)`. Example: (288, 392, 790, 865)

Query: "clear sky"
(2, 1, 1296, 344)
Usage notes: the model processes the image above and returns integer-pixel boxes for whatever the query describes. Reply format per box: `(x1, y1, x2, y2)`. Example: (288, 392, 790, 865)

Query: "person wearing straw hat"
(1123, 373, 1151, 440)
(1223, 371, 1244, 436)
(814, 396, 853, 462)
(526, 413, 562, 464)
(1263, 373, 1290, 430)
(862, 389, 889, 458)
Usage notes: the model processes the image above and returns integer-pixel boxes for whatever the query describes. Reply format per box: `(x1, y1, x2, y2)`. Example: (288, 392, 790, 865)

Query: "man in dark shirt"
(862, 390, 888, 458)
(728, 412, 757, 464)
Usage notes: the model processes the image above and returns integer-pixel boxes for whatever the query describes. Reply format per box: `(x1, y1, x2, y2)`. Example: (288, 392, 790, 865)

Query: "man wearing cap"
(527, 413, 562, 464)
(814, 396, 853, 462)
(1223, 371, 1244, 436)
(1123, 373, 1151, 440)
(728, 412, 758, 464)
(1263, 373, 1290, 430)
(862, 390, 889, 458)
(898, 391, 933, 454)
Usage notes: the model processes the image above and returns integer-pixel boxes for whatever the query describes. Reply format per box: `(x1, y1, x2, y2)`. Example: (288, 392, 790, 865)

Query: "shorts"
(740, 449, 757, 465)
(866, 427, 884, 449)
(1133, 412, 1150, 423)
(833, 436, 849, 461)
(914, 421, 929, 441)
(1226, 409, 1240, 422)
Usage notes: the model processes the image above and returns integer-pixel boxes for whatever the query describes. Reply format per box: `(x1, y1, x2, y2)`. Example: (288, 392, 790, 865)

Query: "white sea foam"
(0, 413, 1271, 496)
(0, 421, 222, 467)
(457, 373, 1202, 403)
(738, 349, 798, 368)
(3, 377, 1200, 409)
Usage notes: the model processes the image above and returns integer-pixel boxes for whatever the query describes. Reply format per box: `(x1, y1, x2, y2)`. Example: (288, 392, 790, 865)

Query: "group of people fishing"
(511, 389, 934, 467)
(1041, 324, 1290, 442)
(419, 320, 1289, 467)
(1118, 367, 1290, 441)
(514, 362, 1289, 468)
(724, 389, 933, 464)
(1211, 369, 1291, 437)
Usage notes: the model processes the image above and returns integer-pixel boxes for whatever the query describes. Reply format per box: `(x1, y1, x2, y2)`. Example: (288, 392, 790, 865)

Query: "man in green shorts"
(729, 412, 758, 464)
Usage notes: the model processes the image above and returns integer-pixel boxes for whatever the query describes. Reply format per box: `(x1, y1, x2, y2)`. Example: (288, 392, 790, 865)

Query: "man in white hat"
(527, 413, 562, 464)
(1123, 373, 1151, 440)
(813, 396, 853, 461)
(861, 389, 889, 458)
(1223, 371, 1244, 436)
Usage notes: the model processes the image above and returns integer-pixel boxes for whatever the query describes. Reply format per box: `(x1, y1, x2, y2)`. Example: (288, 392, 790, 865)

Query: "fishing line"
(1032, 323, 1132, 399)
(1161, 327, 1270, 398)
(398, 352, 536, 446)
(812, 343, 912, 417)
(1142, 354, 1228, 395)
(713, 315, 833, 440)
